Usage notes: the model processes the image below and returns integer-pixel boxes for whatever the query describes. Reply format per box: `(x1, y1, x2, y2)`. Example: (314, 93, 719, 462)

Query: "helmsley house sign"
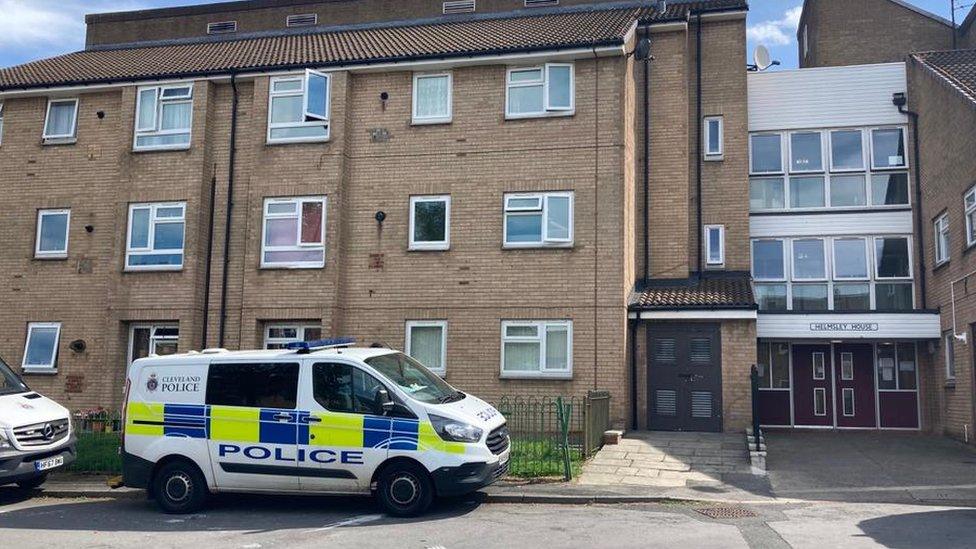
(810, 322, 879, 332)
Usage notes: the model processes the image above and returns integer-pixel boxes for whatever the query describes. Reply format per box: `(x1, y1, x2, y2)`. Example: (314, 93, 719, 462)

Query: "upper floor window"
(500, 320, 572, 379)
(750, 133, 783, 174)
(703, 116, 723, 160)
(705, 225, 724, 266)
(503, 192, 573, 248)
(409, 195, 450, 251)
(35, 209, 70, 259)
(135, 84, 193, 151)
(790, 131, 822, 172)
(262, 197, 326, 268)
(23, 322, 61, 373)
(126, 202, 186, 271)
(268, 71, 330, 144)
(412, 73, 452, 124)
(829, 129, 864, 171)
(43, 99, 78, 143)
(871, 128, 906, 169)
(506, 64, 574, 119)
(966, 186, 976, 248)
(934, 213, 950, 265)
(944, 331, 956, 380)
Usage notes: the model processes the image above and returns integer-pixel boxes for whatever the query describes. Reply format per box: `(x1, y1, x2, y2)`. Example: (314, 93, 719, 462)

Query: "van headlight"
(429, 414, 483, 443)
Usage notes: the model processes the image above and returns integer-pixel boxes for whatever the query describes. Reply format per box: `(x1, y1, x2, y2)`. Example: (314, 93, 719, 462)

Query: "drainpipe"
(201, 164, 217, 348)
(694, 11, 704, 278)
(218, 72, 240, 348)
(893, 92, 927, 309)
(642, 25, 652, 284)
(629, 317, 638, 430)
(592, 46, 601, 390)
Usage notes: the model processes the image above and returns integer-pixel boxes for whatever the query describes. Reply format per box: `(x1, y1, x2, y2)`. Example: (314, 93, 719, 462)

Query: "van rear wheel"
(153, 460, 207, 514)
(376, 462, 433, 517)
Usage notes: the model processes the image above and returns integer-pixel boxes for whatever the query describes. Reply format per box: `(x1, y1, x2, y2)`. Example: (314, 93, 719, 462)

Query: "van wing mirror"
(376, 388, 395, 414)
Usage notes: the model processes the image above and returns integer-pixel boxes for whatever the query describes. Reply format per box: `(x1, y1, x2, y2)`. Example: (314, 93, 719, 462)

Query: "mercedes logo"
(41, 423, 55, 440)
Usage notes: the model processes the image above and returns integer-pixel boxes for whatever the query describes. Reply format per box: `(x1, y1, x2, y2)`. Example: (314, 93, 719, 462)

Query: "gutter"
(217, 72, 240, 348)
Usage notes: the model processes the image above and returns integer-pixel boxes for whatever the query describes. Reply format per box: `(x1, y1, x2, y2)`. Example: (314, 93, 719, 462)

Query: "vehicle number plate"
(35, 455, 64, 472)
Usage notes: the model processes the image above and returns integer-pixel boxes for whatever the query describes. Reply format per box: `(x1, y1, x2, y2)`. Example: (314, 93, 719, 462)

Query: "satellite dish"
(754, 45, 772, 71)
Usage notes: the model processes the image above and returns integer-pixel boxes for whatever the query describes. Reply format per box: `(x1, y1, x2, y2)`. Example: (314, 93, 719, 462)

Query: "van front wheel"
(377, 462, 433, 517)
(153, 460, 207, 514)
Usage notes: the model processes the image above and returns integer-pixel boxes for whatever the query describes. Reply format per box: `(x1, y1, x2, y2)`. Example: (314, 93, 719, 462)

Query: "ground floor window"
(876, 342, 917, 390)
(756, 342, 790, 389)
(264, 323, 323, 349)
(23, 322, 62, 372)
(500, 320, 572, 378)
(128, 324, 179, 366)
(405, 321, 447, 375)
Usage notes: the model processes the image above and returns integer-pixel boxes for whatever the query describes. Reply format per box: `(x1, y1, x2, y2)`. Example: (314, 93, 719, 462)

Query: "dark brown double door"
(792, 343, 876, 428)
(647, 324, 722, 432)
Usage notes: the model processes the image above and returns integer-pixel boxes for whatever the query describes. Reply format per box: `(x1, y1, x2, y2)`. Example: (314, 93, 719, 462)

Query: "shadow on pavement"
(858, 509, 976, 548)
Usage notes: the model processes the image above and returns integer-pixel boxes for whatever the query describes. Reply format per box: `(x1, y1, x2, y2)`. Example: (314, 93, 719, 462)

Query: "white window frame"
(261, 196, 327, 269)
(267, 71, 331, 144)
(788, 130, 824, 174)
(35, 209, 70, 259)
(842, 387, 855, 417)
(812, 351, 826, 380)
(22, 322, 61, 373)
(966, 186, 976, 248)
(503, 191, 574, 248)
(751, 238, 787, 281)
(934, 213, 950, 266)
(127, 323, 180, 367)
(873, 236, 914, 280)
(831, 237, 869, 281)
(749, 132, 784, 175)
(703, 116, 723, 160)
(840, 352, 854, 380)
(505, 63, 575, 120)
(405, 320, 448, 376)
(412, 72, 453, 125)
(133, 83, 194, 151)
(791, 238, 827, 281)
(705, 224, 725, 266)
(945, 331, 956, 380)
(263, 323, 322, 349)
(409, 195, 451, 251)
(828, 129, 865, 172)
(870, 127, 908, 170)
(500, 320, 573, 379)
(42, 98, 79, 142)
(813, 387, 827, 416)
(125, 202, 186, 271)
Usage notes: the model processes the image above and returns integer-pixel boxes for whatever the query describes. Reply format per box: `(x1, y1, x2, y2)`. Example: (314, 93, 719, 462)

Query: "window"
(877, 343, 917, 391)
(705, 225, 724, 266)
(268, 71, 330, 143)
(703, 116, 723, 160)
(790, 177, 825, 208)
(412, 73, 452, 124)
(134, 84, 193, 150)
(830, 175, 867, 207)
(405, 321, 447, 375)
(813, 388, 827, 416)
(793, 284, 828, 311)
(22, 322, 61, 372)
(286, 13, 317, 27)
(875, 237, 911, 279)
(128, 324, 178, 366)
(934, 214, 949, 265)
(750, 178, 786, 210)
(812, 352, 825, 380)
(876, 282, 913, 310)
(757, 342, 790, 389)
(792, 239, 826, 280)
(830, 130, 863, 171)
(35, 209, 70, 258)
(944, 331, 956, 380)
(750, 134, 783, 174)
(207, 21, 237, 34)
(206, 363, 299, 408)
(790, 131, 822, 172)
(842, 388, 855, 417)
(313, 362, 387, 415)
(501, 321, 572, 378)
(126, 202, 186, 270)
(833, 238, 868, 279)
(443, 0, 476, 14)
(966, 186, 976, 248)
(506, 64, 574, 118)
(0, 103, 4, 145)
(840, 352, 853, 380)
(871, 173, 910, 206)
(752, 239, 785, 280)
(754, 284, 787, 311)
(261, 197, 326, 268)
(409, 195, 450, 251)
(264, 324, 322, 349)
(503, 192, 573, 247)
(834, 283, 870, 311)
(871, 128, 906, 169)
(43, 99, 78, 142)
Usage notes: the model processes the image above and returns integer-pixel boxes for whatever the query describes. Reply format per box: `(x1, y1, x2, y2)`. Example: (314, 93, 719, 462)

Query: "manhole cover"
(695, 506, 757, 519)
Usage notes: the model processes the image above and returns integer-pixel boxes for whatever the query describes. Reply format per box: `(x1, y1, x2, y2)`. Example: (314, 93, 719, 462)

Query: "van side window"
(313, 362, 386, 415)
(206, 362, 299, 409)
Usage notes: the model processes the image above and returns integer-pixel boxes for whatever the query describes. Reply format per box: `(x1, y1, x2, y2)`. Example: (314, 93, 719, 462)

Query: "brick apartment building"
(0, 0, 757, 432)
(795, 0, 976, 443)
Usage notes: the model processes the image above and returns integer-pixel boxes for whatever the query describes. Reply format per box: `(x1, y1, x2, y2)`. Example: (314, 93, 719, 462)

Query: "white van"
(0, 356, 76, 489)
(121, 339, 510, 516)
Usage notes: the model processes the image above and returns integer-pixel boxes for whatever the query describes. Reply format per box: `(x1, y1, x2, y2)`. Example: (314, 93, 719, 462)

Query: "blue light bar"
(286, 337, 357, 352)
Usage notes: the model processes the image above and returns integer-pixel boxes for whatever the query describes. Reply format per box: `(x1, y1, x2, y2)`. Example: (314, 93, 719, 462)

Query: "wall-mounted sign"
(809, 322, 879, 332)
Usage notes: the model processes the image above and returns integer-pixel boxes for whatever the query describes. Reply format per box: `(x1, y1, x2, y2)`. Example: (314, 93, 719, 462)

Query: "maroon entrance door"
(792, 344, 833, 426)
(834, 343, 877, 428)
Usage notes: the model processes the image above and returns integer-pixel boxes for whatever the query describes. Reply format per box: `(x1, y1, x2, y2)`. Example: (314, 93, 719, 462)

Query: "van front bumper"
(431, 457, 509, 497)
(0, 436, 76, 486)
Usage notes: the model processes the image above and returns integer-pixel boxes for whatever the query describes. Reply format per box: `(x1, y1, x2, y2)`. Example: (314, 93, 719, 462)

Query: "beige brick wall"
(909, 57, 976, 443)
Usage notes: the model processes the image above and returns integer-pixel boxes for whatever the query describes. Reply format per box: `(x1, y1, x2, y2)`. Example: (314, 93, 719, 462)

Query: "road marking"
(778, 483, 976, 494)
(306, 514, 383, 533)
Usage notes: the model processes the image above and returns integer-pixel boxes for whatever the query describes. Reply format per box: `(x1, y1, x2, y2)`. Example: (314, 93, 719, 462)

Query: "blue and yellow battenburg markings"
(128, 402, 465, 454)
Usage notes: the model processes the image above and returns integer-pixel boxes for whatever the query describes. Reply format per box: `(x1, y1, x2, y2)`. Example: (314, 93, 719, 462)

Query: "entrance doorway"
(833, 343, 876, 428)
(791, 343, 833, 426)
(647, 323, 722, 432)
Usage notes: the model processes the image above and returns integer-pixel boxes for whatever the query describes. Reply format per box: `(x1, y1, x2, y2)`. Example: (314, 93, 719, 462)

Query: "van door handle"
(305, 417, 322, 423)
(273, 412, 292, 422)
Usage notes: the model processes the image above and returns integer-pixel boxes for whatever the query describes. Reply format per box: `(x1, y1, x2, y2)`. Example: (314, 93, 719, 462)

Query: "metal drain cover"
(695, 506, 757, 519)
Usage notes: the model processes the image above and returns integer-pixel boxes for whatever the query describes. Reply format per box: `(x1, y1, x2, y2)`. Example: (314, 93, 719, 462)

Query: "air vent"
(443, 0, 476, 14)
(656, 390, 676, 417)
(207, 21, 238, 34)
(525, 0, 559, 6)
(286, 13, 318, 27)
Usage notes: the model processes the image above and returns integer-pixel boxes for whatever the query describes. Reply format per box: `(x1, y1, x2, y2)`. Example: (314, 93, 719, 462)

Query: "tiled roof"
(630, 275, 756, 310)
(0, 1, 747, 91)
(912, 49, 976, 105)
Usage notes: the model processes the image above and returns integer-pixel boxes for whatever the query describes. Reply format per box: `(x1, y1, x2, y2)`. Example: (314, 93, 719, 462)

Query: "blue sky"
(0, 0, 967, 69)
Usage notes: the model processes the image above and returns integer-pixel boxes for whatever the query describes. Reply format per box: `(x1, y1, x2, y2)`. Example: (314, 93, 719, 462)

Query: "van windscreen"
(0, 356, 29, 396)
(365, 352, 461, 405)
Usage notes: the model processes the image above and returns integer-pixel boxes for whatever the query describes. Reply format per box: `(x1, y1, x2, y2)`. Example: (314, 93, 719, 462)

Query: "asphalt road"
(2, 488, 976, 548)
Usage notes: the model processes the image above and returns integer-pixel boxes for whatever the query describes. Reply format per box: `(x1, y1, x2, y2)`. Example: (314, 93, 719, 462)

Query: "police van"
(121, 338, 510, 516)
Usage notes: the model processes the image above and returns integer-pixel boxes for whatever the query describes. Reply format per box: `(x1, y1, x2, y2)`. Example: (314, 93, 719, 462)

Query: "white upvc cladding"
(750, 210, 914, 238)
(757, 312, 940, 339)
(748, 63, 908, 132)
